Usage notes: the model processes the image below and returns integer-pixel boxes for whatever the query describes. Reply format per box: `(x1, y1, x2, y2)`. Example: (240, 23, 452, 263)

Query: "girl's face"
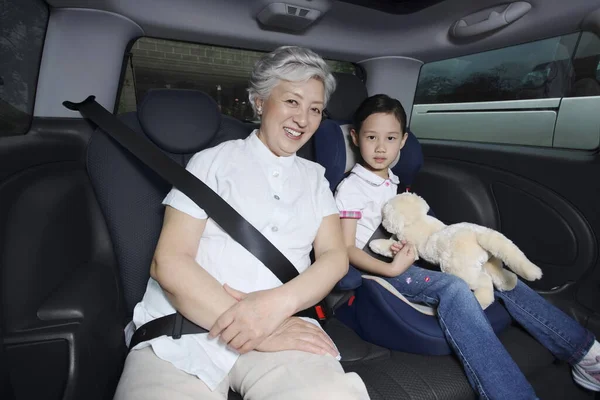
(255, 78, 325, 157)
(351, 112, 408, 178)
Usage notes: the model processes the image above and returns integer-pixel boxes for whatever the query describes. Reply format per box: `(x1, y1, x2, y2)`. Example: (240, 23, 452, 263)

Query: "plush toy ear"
(382, 202, 405, 234)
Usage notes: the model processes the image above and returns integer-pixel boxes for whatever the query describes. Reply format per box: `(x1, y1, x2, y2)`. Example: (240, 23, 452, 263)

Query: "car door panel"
(411, 99, 560, 147)
(1, 118, 126, 400)
(554, 96, 600, 149)
(412, 142, 598, 301)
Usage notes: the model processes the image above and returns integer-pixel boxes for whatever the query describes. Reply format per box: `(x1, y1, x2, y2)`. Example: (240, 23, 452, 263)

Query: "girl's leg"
(494, 280, 594, 365)
(387, 266, 537, 400)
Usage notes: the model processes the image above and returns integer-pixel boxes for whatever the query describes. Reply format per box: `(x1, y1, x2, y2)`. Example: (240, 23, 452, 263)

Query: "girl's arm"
(340, 218, 414, 277)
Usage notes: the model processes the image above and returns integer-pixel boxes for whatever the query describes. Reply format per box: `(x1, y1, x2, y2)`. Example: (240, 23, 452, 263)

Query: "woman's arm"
(208, 214, 348, 354)
(150, 206, 238, 330)
(155, 207, 338, 356)
(340, 218, 413, 278)
(277, 214, 349, 313)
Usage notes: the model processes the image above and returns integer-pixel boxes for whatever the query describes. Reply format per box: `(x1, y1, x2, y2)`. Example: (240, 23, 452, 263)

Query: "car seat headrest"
(339, 124, 422, 186)
(138, 89, 221, 154)
(326, 73, 368, 121)
(335, 124, 404, 175)
(314, 121, 423, 192)
(392, 130, 423, 189)
(315, 71, 424, 192)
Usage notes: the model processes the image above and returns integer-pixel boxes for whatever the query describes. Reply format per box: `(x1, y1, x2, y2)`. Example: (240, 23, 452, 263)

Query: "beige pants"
(114, 347, 370, 400)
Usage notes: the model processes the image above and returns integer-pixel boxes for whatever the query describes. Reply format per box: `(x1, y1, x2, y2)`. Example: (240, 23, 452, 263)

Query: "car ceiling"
(336, 0, 447, 15)
(46, 0, 600, 63)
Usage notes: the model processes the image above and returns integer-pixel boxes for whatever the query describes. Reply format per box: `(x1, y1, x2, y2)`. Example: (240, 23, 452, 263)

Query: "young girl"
(335, 94, 600, 399)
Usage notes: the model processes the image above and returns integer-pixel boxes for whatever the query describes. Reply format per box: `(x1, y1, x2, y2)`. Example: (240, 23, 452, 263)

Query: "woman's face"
(256, 78, 325, 157)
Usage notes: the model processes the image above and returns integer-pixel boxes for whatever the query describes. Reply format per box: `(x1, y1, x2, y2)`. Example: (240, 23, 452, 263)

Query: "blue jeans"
(386, 266, 595, 400)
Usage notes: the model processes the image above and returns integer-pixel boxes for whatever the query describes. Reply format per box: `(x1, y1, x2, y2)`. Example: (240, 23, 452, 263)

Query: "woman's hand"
(255, 317, 339, 357)
(208, 284, 293, 354)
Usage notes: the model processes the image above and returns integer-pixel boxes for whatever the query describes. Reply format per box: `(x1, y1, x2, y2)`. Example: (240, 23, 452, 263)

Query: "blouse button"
(271, 226, 279, 232)
(274, 195, 280, 200)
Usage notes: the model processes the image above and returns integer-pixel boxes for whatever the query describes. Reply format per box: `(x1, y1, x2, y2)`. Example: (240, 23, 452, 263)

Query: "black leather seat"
(86, 88, 250, 399)
(87, 89, 252, 316)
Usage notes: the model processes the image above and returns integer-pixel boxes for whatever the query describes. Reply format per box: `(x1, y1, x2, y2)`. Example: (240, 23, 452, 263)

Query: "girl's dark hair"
(352, 94, 407, 135)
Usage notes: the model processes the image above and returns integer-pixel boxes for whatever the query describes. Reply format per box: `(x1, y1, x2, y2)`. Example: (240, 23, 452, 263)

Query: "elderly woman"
(113, 46, 370, 400)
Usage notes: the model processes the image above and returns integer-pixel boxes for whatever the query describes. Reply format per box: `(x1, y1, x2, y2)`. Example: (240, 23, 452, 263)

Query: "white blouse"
(128, 131, 339, 390)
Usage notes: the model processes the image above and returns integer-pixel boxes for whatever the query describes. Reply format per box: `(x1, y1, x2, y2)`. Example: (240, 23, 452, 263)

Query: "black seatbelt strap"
(361, 181, 409, 260)
(335, 169, 404, 259)
(64, 96, 298, 284)
(362, 224, 393, 261)
(63, 96, 327, 349)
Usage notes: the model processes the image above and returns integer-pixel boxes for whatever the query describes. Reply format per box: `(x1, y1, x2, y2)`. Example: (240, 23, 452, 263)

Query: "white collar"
(350, 163, 400, 186)
(247, 130, 296, 168)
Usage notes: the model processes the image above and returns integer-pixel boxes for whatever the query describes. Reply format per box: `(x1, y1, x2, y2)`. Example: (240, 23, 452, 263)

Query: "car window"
(116, 38, 357, 121)
(0, 0, 49, 137)
(414, 33, 579, 105)
(410, 32, 600, 150)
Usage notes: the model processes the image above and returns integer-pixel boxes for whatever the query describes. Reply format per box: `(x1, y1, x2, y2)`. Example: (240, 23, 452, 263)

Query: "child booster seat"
(313, 73, 512, 355)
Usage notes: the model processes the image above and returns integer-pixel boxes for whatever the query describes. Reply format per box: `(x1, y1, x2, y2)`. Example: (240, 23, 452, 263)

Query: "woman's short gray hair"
(248, 46, 337, 115)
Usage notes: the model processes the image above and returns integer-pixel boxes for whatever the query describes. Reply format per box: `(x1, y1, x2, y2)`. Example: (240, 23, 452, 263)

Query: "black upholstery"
(326, 72, 369, 121)
(87, 90, 255, 400)
(139, 88, 222, 154)
(0, 119, 126, 400)
(333, 317, 585, 400)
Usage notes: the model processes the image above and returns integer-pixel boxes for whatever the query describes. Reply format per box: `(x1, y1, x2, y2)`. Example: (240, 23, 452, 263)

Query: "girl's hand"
(389, 244, 416, 276)
(390, 240, 407, 255)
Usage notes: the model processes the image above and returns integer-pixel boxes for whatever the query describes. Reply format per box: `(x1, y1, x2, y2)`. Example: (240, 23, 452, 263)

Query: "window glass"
(117, 38, 357, 121)
(414, 33, 579, 105)
(0, 0, 49, 136)
(567, 32, 600, 97)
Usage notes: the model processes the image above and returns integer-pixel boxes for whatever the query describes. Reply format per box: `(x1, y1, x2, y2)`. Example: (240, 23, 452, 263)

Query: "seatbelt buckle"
(172, 312, 184, 339)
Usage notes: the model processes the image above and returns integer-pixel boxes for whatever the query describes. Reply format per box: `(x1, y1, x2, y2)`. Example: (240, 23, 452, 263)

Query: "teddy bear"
(369, 192, 543, 309)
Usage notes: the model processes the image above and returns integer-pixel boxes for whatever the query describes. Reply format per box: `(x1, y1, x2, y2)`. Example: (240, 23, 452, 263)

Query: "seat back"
(86, 89, 250, 314)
